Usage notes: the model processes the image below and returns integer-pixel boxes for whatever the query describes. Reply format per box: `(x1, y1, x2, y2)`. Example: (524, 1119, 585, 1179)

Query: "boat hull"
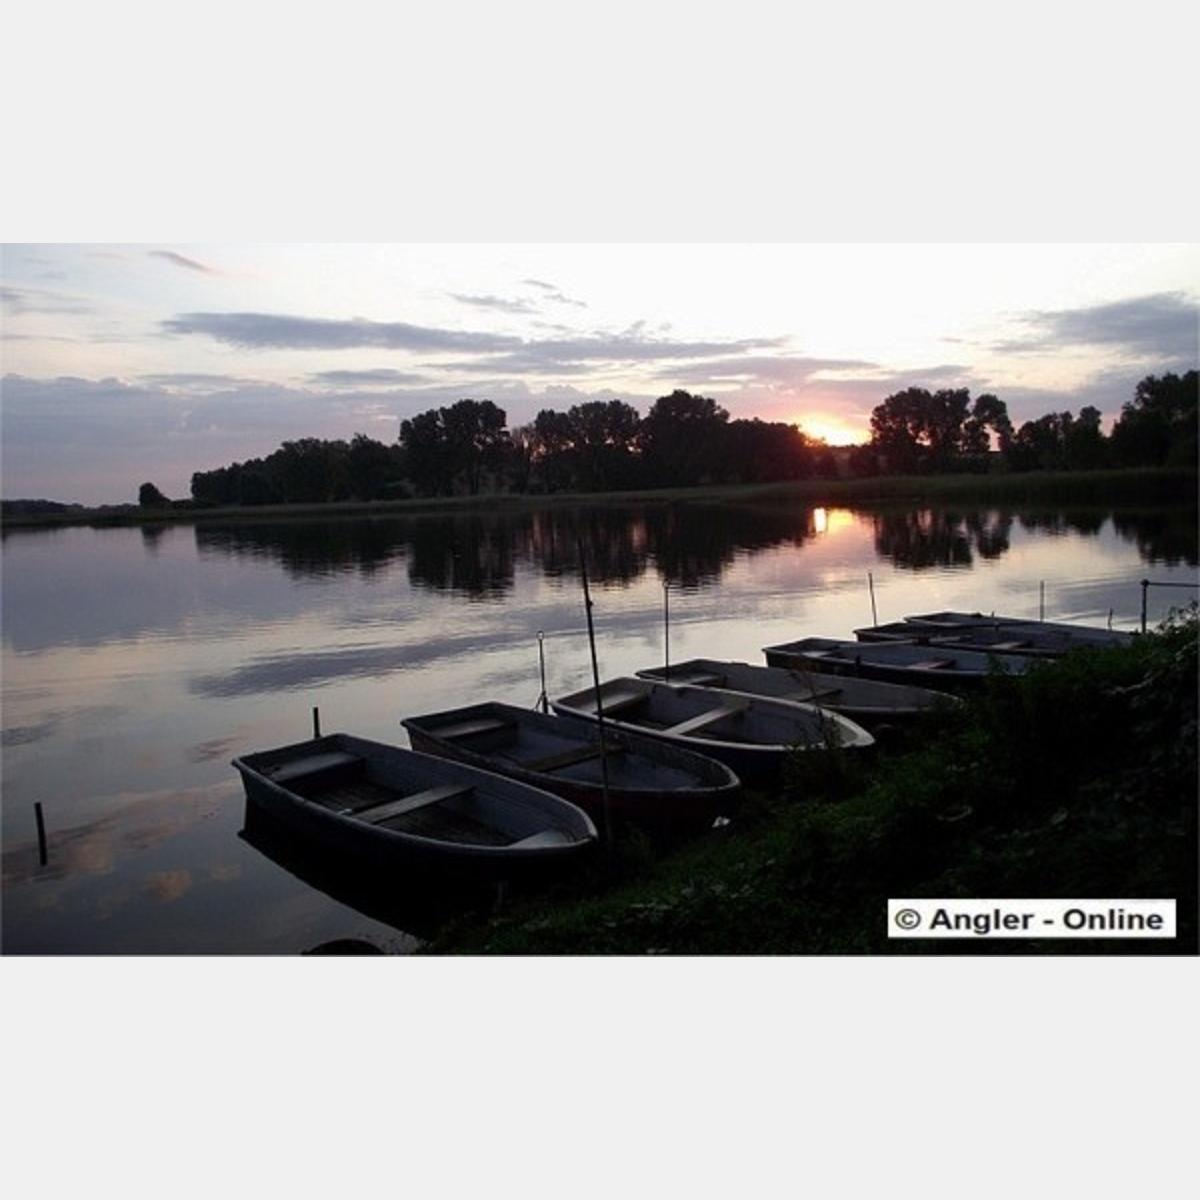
(403, 703, 741, 836)
(762, 637, 1030, 691)
(233, 733, 597, 879)
(636, 658, 961, 730)
(551, 677, 874, 785)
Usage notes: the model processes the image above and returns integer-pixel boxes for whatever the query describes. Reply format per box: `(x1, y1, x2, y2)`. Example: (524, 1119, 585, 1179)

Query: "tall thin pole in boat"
(536, 630, 549, 713)
(868, 571, 879, 627)
(663, 581, 671, 682)
(577, 536, 613, 850)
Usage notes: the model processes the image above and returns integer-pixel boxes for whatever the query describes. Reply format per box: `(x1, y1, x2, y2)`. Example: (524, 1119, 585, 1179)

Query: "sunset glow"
(1, 244, 1196, 502)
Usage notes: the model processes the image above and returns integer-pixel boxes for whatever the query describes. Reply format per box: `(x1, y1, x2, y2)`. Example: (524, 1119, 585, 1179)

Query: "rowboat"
(551, 677, 874, 783)
(901, 611, 1135, 646)
(636, 658, 961, 729)
(233, 733, 597, 875)
(853, 620, 1071, 657)
(762, 636, 1031, 690)
(403, 702, 740, 834)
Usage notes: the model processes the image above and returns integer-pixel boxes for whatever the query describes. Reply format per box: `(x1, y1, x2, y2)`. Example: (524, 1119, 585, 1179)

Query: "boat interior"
(424, 710, 706, 789)
(257, 749, 565, 847)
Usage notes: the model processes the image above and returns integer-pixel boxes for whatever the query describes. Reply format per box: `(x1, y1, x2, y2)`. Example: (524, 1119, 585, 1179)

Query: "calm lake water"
(3, 499, 1197, 954)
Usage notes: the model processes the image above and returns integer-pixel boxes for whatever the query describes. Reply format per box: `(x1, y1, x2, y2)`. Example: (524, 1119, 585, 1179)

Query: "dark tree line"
(183, 372, 1196, 507)
(854, 372, 1196, 476)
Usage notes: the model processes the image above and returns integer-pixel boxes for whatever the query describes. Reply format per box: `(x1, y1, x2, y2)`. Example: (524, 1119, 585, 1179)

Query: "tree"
(531, 408, 575, 492)
(567, 399, 641, 490)
(1065, 405, 1107, 469)
(440, 399, 509, 495)
(138, 481, 169, 508)
(962, 393, 1014, 458)
(506, 423, 537, 493)
(399, 409, 451, 496)
(347, 433, 397, 500)
(639, 390, 729, 486)
(1110, 371, 1198, 467)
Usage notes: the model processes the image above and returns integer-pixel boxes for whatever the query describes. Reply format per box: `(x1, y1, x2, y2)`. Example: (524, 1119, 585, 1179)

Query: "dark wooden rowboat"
(551, 677, 874, 784)
(636, 657, 961, 729)
(233, 732, 596, 876)
(403, 701, 740, 834)
(901, 611, 1135, 646)
(762, 636, 1031, 690)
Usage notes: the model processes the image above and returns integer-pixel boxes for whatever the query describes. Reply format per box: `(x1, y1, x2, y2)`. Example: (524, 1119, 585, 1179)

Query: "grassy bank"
(4, 466, 1195, 529)
(427, 611, 1198, 954)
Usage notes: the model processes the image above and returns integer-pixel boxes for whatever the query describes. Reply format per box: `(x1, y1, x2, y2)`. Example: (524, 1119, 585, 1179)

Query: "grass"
(4, 466, 1195, 528)
(426, 609, 1198, 955)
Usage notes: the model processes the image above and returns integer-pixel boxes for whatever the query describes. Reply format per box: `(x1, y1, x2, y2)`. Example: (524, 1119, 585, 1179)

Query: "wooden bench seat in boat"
(262, 750, 362, 785)
(509, 829, 573, 849)
(593, 690, 646, 717)
(519, 743, 624, 773)
(782, 686, 844, 703)
(432, 715, 517, 741)
(353, 783, 473, 824)
(909, 658, 955, 670)
(664, 698, 749, 736)
(989, 640, 1031, 651)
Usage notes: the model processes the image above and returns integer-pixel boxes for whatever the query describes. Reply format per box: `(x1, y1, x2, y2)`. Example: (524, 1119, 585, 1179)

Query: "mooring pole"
(1140, 578, 1149, 634)
(312, 705, 321, 739)
(536, 630, 548, 713)
(1039, 580, 1045, 623)
(34, 802, 47, 867)
(1108, 608, 1114, 631)
(868, 571, 878, 628)
(578, 536, 613, 852)
(663, 582, 671, 682)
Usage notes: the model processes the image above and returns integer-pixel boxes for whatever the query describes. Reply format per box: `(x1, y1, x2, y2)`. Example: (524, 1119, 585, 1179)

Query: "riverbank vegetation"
(427, 610, 1198, 954)
(3, 466, 1195, 529)
(174, 373, 1195, 508)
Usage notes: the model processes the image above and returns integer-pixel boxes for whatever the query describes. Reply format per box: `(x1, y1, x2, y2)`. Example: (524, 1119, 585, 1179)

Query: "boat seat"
(263, 750, 362, 785)
(521, 743, 621, 773)
(593, 691, 645, 717)
(666, 670, 724, 687)
(665, 698, 749, 736)
(352, 783, 472, 824)
(784, 687, 843, 703)
(432, 716, 516, 741)
(909, 658, 955, 670)
(990, 640, 1030, 651)
(509, 829, 573, 849)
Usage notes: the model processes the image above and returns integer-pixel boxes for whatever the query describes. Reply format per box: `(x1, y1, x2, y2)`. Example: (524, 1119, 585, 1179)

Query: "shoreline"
(2, 466, 1195, 530)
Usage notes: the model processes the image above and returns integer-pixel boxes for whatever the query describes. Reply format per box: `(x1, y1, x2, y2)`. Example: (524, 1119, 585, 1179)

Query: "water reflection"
(239, 802, 494, 941)
(190, 502, 1197, 596)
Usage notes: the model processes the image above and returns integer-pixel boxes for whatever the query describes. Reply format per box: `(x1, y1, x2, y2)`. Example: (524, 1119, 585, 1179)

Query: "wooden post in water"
(577, 535, 613, 853)
(34, 802, 47, 866)
(1039, 581, 1045, 622)
(868, 571, 878, 628)
(312, 705, 321, 739)
(1140, 578, 1149, 634)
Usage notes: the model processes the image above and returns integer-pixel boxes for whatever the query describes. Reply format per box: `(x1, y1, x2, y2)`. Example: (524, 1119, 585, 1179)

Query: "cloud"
(139, 372, 264, 390)
(149, 249, 217, 274)
(658, 354, 878, 387)
(450, 292, 537, 314)
(160, 310, 786, 372)
(308, 368, 430, 386)
(995, 292, 1199, 362)
(521, 278, 587, 307)
(0, 285, 93, 316)
(162, 311, 523, 352)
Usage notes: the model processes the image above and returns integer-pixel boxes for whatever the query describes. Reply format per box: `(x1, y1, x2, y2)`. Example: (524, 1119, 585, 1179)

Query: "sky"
(1, 243, 1197, 505)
